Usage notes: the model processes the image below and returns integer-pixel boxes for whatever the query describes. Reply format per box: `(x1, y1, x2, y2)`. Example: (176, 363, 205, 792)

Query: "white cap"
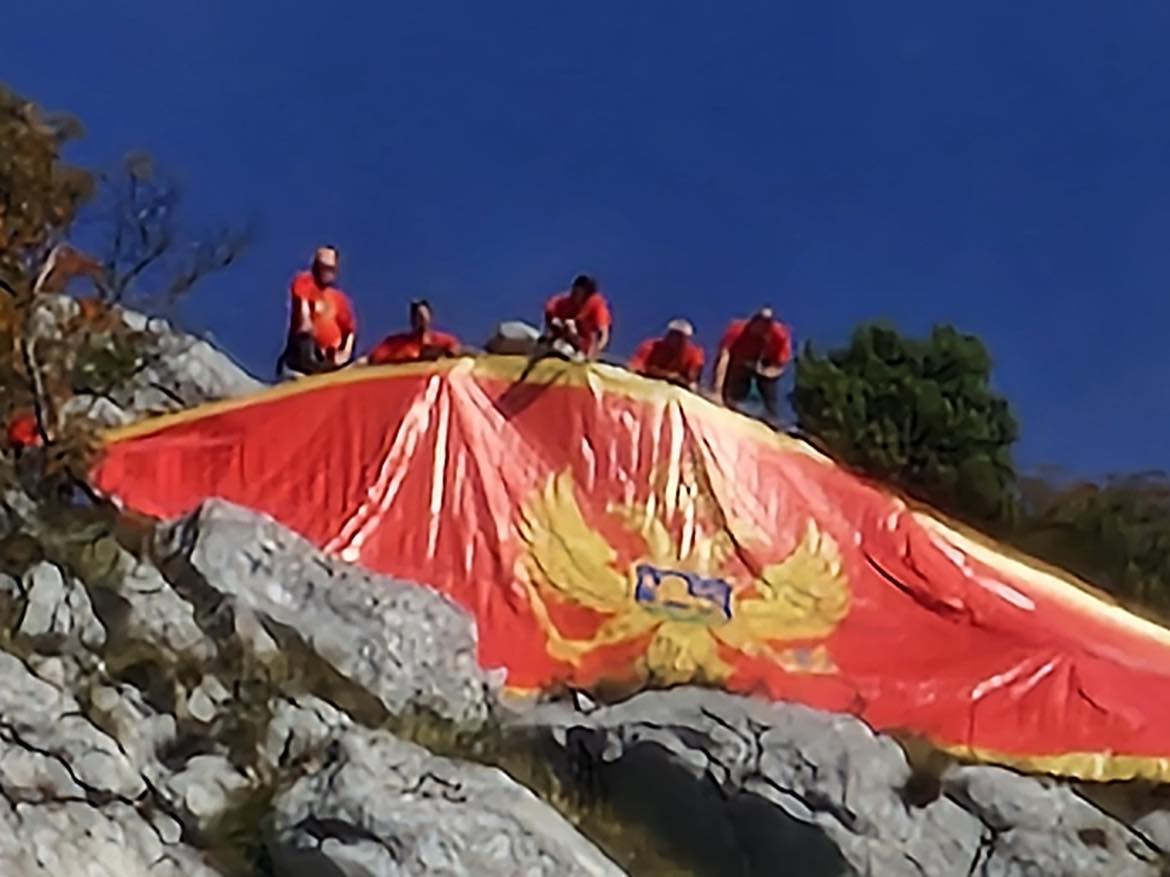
(666, 318, 694, 337)
(314, 246, 339, 268)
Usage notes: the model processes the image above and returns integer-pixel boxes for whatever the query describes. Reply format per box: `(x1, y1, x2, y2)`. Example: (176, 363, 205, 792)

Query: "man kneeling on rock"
(712, 307, 792, 422)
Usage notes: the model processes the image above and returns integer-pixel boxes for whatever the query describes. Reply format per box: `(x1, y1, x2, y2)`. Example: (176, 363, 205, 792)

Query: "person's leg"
(281, 334, 309, 372)
(722, 363, 752, 410)
(753, 372, 782, 422)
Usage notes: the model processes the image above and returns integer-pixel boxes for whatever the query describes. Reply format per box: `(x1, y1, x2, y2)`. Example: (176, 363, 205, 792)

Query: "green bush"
(792, 323, 1019, 526)
(1011, 473, 1170, 614)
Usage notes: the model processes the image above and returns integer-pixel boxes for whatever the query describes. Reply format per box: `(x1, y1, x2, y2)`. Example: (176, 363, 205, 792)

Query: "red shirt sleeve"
(544, 293, 564, 323)
(290, 272, 311, 301)
(764, 323, 792, 366)
(589, 295, 613, 331)
(685, 343, 705, 382)
(288, 273, 313, 334)
(434, 331, 460, 354)
(718, 320, 744, 354)
(629, 339, 654, 372)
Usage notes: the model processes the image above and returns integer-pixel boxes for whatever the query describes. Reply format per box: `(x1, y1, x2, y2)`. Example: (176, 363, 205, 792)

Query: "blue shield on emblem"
(633, 563, 732, 622)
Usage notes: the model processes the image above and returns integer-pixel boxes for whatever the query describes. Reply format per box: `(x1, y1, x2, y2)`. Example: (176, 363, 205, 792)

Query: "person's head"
(746, 306, 774, 337)
(569, 273, 598, 305)
(663, 318, 694, 349)
(312, 246, 339, 286)
(410, 298, 433, 334)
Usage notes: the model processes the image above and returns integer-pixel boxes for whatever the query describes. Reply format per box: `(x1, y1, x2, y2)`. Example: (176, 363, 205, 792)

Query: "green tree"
(791, 323, 1019, 525)
(1011, 472, 1170, 614)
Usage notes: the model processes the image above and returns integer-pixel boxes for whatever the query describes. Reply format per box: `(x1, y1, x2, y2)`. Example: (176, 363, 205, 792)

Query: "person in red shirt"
(367, 299, 461, 365)
(542, 274, 612, 359)
(277, 245, 357, 377)
(629, 319, 705, 390)
(712, 307, 793, 419)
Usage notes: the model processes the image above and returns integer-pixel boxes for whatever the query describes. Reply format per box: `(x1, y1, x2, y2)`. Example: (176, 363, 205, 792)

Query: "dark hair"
(570, 274, 598, 294)
(410, 298, 432, 317)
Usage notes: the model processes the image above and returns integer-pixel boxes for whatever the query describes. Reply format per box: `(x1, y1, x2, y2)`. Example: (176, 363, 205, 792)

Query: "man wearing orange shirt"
(367, 299, 461, 365)
(629, 318, 705, 390)
(542, 274, 612, 359)
(712, 307, 792, 420)
(277, 246, 357, 377)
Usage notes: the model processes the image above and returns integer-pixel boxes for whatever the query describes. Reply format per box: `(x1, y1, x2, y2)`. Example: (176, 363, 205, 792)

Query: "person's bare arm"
(594, 325, 610, 358)
(712, 349, 730, 399)
(756, 361, 784, 380)
(293, 296, 313, 334)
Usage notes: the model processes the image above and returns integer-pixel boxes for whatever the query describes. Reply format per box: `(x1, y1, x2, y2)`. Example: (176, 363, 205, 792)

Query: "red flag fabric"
(93, 357, 1170, 783)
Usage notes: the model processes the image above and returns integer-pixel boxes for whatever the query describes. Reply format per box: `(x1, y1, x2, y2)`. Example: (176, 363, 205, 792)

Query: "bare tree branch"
(92, 156, 242, 308)
(18, 336, 51, 445)
(164, 222, 252, 305)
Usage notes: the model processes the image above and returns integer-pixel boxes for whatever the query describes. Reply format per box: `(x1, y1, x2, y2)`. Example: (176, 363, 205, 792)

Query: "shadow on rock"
(548, 728, 851, 877)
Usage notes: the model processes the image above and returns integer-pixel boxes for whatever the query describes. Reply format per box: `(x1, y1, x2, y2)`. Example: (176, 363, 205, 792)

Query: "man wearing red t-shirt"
(542, 274, 612, 359)
(277, 246, 357, 377)
(713, 307, 792, 419)
(367, 299, 461, 365)
(629, 319, 705, 390)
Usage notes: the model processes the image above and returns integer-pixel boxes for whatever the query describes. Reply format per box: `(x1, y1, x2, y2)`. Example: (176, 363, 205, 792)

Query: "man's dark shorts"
(277, 333, 339, 378)
(723, 362, 780, 416)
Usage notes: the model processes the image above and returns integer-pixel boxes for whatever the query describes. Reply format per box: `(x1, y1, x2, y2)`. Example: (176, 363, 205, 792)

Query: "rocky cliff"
(1, 317, 1168, 876)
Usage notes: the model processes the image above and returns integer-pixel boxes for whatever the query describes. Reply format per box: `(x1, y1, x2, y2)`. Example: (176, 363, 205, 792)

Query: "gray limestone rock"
(262, 695, 351, 772)
(118, 555, 217, 660)
(25, 297, 261, 427)
(61, 393, 134, 428)
(185, 674, 232, 724)
(87, 682, 177, 776)
(117, 310, 263, 415)
(160, 499, 494, 725)
(26, 651, 100, 694)
(158, 753, 251, 829)
(0, 572, 21, 601)
(518, 688, 1166, 877)
(0, 796, 224, 877)
(944, 766, 1161, 877)
(270, 727, 624, 877)
(0, 650, 143, 800)
(19, 561, 106, 650)
(0, 652, 223, 876)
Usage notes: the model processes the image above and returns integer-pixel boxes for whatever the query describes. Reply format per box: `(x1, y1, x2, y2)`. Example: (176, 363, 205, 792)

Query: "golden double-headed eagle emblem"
(517, 457, 851, 687)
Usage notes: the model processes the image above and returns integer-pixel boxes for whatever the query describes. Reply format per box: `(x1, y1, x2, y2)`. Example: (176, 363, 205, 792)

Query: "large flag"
(93, 357, 1170, 782)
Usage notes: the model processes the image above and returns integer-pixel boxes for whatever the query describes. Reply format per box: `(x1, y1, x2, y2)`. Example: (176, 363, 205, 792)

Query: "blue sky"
(7, 1, 1170, 474)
